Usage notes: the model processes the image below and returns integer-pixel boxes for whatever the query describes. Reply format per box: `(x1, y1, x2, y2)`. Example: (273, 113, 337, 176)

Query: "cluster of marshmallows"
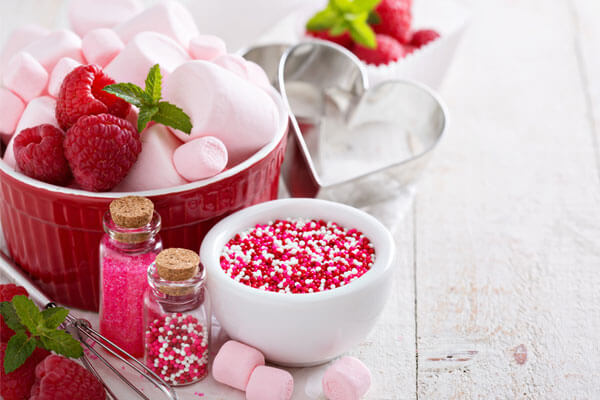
(0, 0, 280, 191)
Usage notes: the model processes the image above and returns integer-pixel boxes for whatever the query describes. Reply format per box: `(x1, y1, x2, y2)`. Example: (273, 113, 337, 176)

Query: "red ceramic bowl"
(0, 88, 288, 311)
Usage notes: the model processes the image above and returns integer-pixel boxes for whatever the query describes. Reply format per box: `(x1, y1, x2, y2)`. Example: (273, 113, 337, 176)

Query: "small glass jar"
(99, 196, 162, 358)
(143, 248, 210, 386)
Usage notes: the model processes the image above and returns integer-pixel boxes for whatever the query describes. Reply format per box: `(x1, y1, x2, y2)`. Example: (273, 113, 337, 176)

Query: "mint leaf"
(12, 296, 42, 334)
(4, 332, 35, 373)
(367, 10, 381, 25)
(354, 0, 382, 12)
(348, 18, 377, 48)
(145, 64, 162, 102)
(330, 19, 350, 36)
(41, 307, 69, 330)
(0, 301, 26, 333)
(103, 83, 151, 108)
(331, 0, 354, 12)
(152, 102, 192, 134)
(39, 330, 83, 358)
(306, 7, 339, 31)
(138, 105, 159, 132)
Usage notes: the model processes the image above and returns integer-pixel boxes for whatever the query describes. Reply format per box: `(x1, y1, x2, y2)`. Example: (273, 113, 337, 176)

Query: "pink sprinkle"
(514, 344, 527, 365)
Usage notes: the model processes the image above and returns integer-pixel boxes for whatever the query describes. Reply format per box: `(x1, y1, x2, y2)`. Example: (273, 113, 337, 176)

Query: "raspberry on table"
(14, 124, 72, 186)
(56, 64, 131, 130)
(0, 284, 29, 342)
(306, 30, 353, 49)
(410, 29, 441, 48)
(64, 114, 141, 192)
(30, 355, 106, 400)
(352, 34, 406, 66)
(372, 0, 412, 44)
(0, 343, 49, 400)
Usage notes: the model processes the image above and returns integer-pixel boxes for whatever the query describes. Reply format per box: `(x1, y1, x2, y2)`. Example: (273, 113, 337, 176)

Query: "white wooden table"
(2, 0, 600, 398)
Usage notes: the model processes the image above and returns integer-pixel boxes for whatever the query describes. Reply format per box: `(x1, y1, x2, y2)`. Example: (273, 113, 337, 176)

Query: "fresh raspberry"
(0, 343, 49, 400)
(56, 64, 131, 130)
(352, 34, 406, 66)
(306, 30, 353, 48)
(14, 124, 72, 186)
(64, 114, 141, 192)
(410, 29, 441, 48)
(0, 284, 28, 342)
(30, 355, 106, 400)
(372, 0, 412, 43)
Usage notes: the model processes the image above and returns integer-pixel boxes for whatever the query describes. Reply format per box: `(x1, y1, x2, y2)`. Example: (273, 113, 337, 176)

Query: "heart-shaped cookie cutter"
(244, 41, 448, 207)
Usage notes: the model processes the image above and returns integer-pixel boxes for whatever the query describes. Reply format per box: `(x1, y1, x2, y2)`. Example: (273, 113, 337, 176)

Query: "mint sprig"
(306, 0, 381, 48)
(103, 64, 192, 134)
(0, 295, 82, 374)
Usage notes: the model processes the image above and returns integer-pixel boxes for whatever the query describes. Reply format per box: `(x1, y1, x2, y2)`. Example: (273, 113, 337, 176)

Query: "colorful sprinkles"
(220, 218, 376, 293)
(145, 313, 209, 385)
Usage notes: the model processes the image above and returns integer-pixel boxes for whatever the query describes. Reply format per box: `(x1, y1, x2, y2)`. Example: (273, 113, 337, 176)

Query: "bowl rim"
(0, 86, 289, 199)
(200, 198, 396, 303)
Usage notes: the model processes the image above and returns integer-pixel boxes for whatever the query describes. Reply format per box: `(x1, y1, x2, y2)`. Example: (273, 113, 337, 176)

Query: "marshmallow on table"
(173, 136, 228, 181)
(212, 340, 265, 391)
(246, 366, 294, 400)
(189, 35, 226, 61)
(163, 61, 279, 166)
(0, 88, 26, 145)
(3, 52, 48, 102)
(22, 29, 83, 72)
(104, 32, 190, 88)
(0, 24, 49, 76)
(68, 0, 143, 37)
(113, 124, 187, 192)
(114, 1, 199, 49)
(322, 357, 372, 400)
(48, 57, 81, 98)
(4, 96, 58, 169)
(82, 29, 124, 67)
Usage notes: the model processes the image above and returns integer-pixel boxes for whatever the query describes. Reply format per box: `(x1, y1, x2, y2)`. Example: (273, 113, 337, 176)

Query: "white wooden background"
(1, 0, 600, 398)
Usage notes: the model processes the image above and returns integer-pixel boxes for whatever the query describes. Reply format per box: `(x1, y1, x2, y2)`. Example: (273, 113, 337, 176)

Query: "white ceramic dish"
(200, 198, 396, 366)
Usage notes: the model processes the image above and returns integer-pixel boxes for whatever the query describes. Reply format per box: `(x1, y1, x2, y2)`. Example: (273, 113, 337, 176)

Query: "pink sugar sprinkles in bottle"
(143, 248, 211, 386)
(99, 196, 163, 358)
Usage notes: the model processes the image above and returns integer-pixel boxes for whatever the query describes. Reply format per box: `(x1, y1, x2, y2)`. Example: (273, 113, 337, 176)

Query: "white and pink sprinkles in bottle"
(220, 218, 376, 293)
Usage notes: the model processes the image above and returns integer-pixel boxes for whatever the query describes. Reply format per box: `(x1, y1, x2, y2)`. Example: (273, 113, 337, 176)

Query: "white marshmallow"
(68, 0, 144, 37)
(4, 96, 58, 169)
(0, 88, 26, 144)
(3, 52, 48, 102)
(163, 61, 279, 165)
(104, 32, 190, 87)
(0, 24, 49, 77)
(82, 28, 124, 67)
(114, 1, 199, 49)
(48, 57, 81, 98)
(114, 124, 187, 191)
(189, 35, 226, 61)
(173, 136, 228, 181)
(22, 29, 83, 72)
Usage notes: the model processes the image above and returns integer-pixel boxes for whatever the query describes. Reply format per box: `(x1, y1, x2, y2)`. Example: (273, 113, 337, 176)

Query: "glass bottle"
(143, 248, 210, 386)
(99, 196, 162, 358)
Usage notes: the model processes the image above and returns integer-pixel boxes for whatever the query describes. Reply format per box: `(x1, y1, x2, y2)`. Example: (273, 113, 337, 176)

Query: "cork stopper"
(109, 196, 154, 228)
(156, 248, 200, 281)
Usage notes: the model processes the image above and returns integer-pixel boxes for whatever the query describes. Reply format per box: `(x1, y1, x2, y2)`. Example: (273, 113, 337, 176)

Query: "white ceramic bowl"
(200, 198, 396, 366)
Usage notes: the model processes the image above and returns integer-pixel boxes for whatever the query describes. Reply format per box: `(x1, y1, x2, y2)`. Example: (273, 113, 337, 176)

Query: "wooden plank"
(415, 0, 600, 397)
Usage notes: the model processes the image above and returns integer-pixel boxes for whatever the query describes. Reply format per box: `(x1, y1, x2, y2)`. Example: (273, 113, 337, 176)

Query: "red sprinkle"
(220, 218, 376, 293)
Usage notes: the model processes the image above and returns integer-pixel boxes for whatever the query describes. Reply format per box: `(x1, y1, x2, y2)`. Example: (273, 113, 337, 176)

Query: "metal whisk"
(0, 252, 178, 400)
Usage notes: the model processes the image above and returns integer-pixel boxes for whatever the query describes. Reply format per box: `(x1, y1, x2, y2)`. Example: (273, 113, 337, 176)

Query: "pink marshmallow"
(104, 32, 190, 88)
(0, 88, 26, 144)
(322, 357, 372, 400)
(246, 61, 272, 89)
(212, 340, 265, 391)
(4, 96, 58, 169)
(173, 136, 228, 181)
(68, 0, 143, 37)
(113, 124, 187, 192)
(246, 366, 294, 400)
(82, 28, 124, 67)
(114, 1, 199, 49)
(0, 24, 49, 76)
(48, 57, 81, 98)
(163, 61, 279, 165)
(213, 55, 271, 89)
(3, 52, 48, 102)
(22, 29, 83, 71)
(189, 35, 226, 61)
